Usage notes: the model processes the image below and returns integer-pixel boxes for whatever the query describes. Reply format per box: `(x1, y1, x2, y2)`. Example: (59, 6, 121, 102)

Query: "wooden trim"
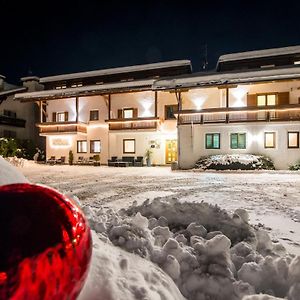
(288, 131, 300, 148)
(105, 117, 159, 123)
(264, 132, 276, 148)
(77, 140, 87, 153)
(123, 139, 135, 154)
(90, 140, 101, 153)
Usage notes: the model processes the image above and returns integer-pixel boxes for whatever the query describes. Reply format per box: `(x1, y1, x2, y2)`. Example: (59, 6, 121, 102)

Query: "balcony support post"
(75, 97, 79, 122)
(108, 94, 111, 119)
(39, 101, 43, 123)
(155, 91, 158, 118)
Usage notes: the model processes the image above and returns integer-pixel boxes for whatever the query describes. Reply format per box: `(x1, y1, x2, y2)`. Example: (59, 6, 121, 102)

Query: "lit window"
(231, 133, 246, 149)
(90, 140, 101, 153)
(123, 109, 134, 119)
(264, 132, 276, 148)
(294, 61, 300, 65)
(123, 139, 135, 153)
(90, 110, 99, 121)
(77, 140, 87, 153)
(257, 94, 276, 106)
(57, 112, 65, 122)
(288, 132, 299, 148)
(205, 133, 220, 149)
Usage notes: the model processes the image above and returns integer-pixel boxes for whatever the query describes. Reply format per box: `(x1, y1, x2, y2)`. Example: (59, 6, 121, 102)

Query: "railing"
(106, 117, 159, 130)
(37, 122, 87, 134)
(0, 115, 26, 128)
(178, 105, 300, 125)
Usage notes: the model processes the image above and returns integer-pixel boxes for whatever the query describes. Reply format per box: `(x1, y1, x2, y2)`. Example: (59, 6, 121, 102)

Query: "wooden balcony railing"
(178, 104, 300, 125)
(37, 122, 87, 135)
(106, 117, 159, 130)
(0, 115, 26, 128)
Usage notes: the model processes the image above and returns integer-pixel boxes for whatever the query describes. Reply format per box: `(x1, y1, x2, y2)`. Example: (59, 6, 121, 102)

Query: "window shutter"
(247, 94, 257, 106)
(52, 112, 56, 122)
(277, 92, 289, 105)
(64, 111, 69, 121)
(133, 108, 138, 118)
(118, 109, 122, 119)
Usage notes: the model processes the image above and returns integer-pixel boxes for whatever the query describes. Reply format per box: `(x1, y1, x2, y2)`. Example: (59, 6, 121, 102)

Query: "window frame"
(205, 133, 220, 149)
(230, 133, 247, 149)
(77, 140, 87, 153)
(90, 140, 101, 153)
(165, 104, 178, 120)
(264, 132, 276, 149)
(89, 110, 99, 121)
(56, 112, 66, 122)
(256, 93, 277, 106)
(123, 139, 136, 154)
(288, 131, 300, 149)
(123, 108, 134, 119)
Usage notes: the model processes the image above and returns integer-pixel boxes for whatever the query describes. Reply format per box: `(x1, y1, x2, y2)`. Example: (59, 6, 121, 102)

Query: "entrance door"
(165, 140, 177, 164)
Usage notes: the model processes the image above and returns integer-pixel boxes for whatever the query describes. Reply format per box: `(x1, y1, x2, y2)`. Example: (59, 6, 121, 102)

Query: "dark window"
(205, 133, 220, 149)
(231, 133, 246, 149)
(264, 132, 276, 148)
(90, 140, 101, 153)
(288, 132, 299, 148)
(123, 139, 135, 154)
(90, 110, 99, 121)
(3, 110, 17, 118)
(77, 140, 87, 153)
(165, 105, 178, 120)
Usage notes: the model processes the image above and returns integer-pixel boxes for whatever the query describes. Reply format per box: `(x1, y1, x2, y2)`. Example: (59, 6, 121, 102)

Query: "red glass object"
(0, 183, 92, 300)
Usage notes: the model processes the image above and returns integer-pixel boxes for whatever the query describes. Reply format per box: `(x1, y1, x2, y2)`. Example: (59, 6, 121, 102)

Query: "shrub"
(289, 161, 300, 170)
(195, 154, 275, 171)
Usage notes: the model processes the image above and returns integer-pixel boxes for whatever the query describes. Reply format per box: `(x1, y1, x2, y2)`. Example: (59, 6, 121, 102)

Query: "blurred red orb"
(0, 183, 92, 300)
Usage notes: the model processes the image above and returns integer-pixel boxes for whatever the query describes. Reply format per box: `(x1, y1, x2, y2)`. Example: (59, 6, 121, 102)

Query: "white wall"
(179, 122, 300, 169)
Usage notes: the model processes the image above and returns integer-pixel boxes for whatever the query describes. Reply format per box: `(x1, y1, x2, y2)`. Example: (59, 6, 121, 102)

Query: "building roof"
(15, 79, 155, 101)
(218, 45, 300, 64)
(153, 66, 300, 90)
(39, 60, 192, 84)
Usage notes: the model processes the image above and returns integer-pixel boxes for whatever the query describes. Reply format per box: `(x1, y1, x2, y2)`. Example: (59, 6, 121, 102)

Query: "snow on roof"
(153, 66, 300, 90)
(40, 60, 192, 83)
(0, 86, 27, 98)
(218, 45, 300, 63)
(15, 79, 155, 101)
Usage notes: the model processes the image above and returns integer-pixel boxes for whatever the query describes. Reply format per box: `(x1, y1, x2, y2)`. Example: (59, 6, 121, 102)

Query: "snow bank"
(195, 154, 275, 170)
(0, 156, 28, 185)
(80, 197, 299, 300)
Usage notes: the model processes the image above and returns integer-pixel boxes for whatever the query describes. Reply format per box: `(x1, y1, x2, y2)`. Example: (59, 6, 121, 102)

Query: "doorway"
(165, 139, 177, 164)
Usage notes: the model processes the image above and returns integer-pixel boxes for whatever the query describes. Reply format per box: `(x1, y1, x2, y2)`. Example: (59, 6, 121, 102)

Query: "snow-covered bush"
(289, 160, 300, 170)
(195, 154, 275, 171)
(80, 197, 297, 300)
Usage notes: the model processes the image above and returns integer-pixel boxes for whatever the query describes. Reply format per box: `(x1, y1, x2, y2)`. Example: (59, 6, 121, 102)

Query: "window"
(288, 132, 299, 148)
(123, 108, 134, 119)
(257, 94, 276, 106)
(205, 133, 220, 149)
(264, 132, 276, 148)
(77, 140, 87, 153)
(123, 139, 135, 154)
(90, 140, 101, 153)
(57, 112, 66, 122)
(230, 133, 246, 149)
(165, 105, 178, 120)
(3, 110, 17, 118)
(90, 110, 99, 121)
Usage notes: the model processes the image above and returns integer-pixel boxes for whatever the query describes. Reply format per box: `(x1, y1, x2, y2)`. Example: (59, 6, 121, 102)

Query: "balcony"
(37, 121, 87, 135)
(106, 117, 159, 131)
(0, 115, 26, 128)
(178, 104, 300, 125)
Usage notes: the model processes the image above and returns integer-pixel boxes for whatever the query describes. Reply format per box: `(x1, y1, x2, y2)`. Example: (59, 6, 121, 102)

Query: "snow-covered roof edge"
(218, 45, 300, 63)
(40, 60, 192, 83)
(15, 79, 154, 101)
(0, 87, 27, 98)
(153, 66, 300, 90)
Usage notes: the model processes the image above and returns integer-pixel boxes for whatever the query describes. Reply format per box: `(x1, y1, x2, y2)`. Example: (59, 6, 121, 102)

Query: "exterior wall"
(0, 95, 38, 141)
(180, 80, 300, 110)
(179, 122, 300, 169)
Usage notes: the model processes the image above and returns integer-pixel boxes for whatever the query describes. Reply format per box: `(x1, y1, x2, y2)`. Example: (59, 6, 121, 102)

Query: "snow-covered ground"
(21, 162, 300, 256)
(14, 162, 300, 299)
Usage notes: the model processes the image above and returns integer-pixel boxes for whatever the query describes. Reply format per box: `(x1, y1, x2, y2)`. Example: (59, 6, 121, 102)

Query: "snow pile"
(0, 156, 28, 185)
(5, 156, 25, 167)
(80, 197, 299, 300)
(195, 154, 275, 170)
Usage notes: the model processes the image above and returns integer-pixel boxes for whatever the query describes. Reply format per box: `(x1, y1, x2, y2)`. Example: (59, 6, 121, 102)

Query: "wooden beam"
(75, 97, 79, 122)
(155, 91, 158, 117)
(108, 94, 111, 119)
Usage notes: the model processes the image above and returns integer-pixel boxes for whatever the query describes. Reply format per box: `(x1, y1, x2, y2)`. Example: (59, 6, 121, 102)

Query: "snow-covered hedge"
(289, 160, 300, 171)
(195, 154, 275, 171)
(80, 197, 298, 300)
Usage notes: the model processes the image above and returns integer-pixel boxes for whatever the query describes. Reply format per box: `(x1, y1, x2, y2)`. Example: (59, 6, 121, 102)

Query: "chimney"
(0, 75, 6, 91)
(21, 76, 44, 92)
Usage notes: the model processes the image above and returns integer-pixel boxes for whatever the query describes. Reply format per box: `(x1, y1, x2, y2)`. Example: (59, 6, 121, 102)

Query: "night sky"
(1, 0, 300, 84)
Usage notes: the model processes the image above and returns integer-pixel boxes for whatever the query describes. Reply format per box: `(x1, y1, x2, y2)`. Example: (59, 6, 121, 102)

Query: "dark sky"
(1, 0, 300, 84)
